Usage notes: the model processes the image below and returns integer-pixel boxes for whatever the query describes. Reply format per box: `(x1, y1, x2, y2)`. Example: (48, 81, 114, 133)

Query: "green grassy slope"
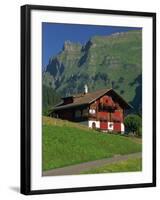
(42, 117, 142, 171)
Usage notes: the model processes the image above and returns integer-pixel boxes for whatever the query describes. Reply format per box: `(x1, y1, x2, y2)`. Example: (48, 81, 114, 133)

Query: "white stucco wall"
(89, 121, 125, 133)
(121, 123, 125, 133)
(88, 120, 100, 128)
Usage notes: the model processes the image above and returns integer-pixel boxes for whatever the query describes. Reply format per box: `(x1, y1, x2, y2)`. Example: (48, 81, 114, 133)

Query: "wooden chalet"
(49, 86, 131, 133)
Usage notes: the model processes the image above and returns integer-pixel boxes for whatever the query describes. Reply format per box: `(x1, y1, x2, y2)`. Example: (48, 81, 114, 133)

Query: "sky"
(42, 23, 141, 68)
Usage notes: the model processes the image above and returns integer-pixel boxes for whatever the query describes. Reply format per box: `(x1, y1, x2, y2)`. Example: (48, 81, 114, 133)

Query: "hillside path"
(42, 152, 142, 176)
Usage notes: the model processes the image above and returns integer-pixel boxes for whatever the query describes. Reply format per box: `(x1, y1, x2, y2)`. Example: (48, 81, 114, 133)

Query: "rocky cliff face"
(43, 30, 142, 112)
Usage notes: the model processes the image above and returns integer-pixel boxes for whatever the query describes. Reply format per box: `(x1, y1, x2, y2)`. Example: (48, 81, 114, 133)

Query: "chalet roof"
(52, 88, 132, 111)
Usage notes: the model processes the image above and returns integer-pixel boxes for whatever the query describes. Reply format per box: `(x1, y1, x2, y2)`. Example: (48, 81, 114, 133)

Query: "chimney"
(84, 84, 88, 94)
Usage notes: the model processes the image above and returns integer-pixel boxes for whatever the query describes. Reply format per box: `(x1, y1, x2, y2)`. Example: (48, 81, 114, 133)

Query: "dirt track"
(42, 152, 142, 176)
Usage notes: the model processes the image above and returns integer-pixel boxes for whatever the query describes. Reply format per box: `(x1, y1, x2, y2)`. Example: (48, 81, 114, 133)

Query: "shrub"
(137, 127, 142, 137)
(124, 114, 142, 136)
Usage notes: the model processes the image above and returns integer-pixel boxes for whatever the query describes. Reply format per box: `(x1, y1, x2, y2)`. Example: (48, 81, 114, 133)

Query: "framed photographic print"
(21, 4, 156, 195)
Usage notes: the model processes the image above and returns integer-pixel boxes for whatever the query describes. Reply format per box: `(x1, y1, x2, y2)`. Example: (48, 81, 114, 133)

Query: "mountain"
(43, 30, 142, 113)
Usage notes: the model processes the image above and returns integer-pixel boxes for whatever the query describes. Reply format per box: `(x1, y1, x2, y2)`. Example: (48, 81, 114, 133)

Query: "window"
(75, 110, 81, 118)
(82, 108, 88, 117)
(89, 109, 96, 114)
(92, 122, 96, 129)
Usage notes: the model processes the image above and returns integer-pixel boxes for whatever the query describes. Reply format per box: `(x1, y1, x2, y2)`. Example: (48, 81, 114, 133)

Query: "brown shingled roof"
(53, 88, 131, 111)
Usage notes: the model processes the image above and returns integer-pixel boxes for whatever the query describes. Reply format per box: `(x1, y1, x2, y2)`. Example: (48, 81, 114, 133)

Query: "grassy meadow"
(42, 117, 142, 171)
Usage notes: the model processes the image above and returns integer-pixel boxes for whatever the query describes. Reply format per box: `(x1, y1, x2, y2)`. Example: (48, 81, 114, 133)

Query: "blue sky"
(42, 23, 141, 68)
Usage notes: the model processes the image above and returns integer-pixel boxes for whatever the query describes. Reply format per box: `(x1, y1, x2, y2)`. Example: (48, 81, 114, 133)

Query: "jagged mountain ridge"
(43, 30, 142, 112)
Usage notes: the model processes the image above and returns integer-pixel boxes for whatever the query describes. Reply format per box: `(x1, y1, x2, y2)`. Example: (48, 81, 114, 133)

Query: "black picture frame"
(21, 4, 156, 195)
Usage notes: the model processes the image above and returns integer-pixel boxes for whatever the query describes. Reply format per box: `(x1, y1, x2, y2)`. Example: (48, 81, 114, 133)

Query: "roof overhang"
(51, 88, 132, 112)
(53, 103, 89, 111)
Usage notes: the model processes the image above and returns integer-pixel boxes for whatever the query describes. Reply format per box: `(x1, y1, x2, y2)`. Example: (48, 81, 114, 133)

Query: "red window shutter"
(114, 123, 121, 132)
(98, 112, 109, 121)
(100, 122, 108, 130)
(112, 111, 123, 122)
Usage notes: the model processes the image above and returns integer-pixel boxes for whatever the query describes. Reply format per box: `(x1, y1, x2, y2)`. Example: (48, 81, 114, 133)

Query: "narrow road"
(42, 152, 142, 176)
